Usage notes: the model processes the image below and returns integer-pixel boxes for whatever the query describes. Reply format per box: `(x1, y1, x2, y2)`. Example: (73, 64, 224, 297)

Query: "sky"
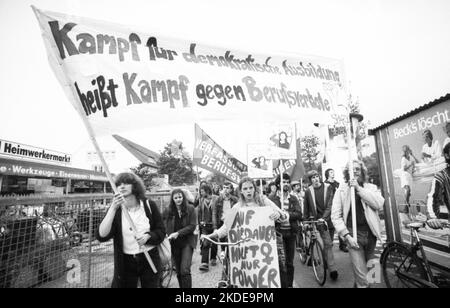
(1, 0, 450, 165)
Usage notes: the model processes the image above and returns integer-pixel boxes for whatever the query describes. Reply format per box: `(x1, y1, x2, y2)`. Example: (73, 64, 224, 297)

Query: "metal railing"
(0, 192, 171, 288)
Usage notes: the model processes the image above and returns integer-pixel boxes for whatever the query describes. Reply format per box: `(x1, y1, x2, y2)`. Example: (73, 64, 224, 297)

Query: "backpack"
(145, 200, 172, 266)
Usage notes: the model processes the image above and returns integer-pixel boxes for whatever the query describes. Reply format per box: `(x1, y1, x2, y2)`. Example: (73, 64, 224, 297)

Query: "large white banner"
(33, 7, 347, 136)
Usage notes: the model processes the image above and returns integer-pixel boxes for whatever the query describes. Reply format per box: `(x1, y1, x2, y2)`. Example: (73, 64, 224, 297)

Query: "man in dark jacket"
(324, 168, 347, 252)
(269, 173, 302, 288)
(197, 184, 218, 271)
(303, 170, 338, 281)
(216, 182, 238, 227)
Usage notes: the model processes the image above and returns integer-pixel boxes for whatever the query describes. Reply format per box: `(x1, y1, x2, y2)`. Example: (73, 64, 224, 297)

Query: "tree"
(300, 135, 321, 169)
(130, 163, 157, 189)
(158, 140, 197, 186)
(209, 173, 227, 186)
(329, 94, 371, 160)
(362, 152, 380, 187)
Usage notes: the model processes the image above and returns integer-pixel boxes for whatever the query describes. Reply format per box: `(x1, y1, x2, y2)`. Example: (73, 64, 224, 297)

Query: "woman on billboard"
(400, 145, 419, 213)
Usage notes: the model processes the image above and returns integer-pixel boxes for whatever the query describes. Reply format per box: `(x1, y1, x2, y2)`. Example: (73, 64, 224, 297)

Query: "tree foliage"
(362, 152, 380, 187)
(158, 140, 196, 186)
(130, 163, 157, 189)
(300, 135, 321, 169)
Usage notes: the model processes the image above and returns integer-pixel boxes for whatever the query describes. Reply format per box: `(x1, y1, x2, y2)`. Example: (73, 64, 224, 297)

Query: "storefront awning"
(0, 157, 108, 181)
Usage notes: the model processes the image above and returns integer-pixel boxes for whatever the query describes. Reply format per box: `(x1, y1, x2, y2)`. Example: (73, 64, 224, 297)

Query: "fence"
(0, 192, 171, 288)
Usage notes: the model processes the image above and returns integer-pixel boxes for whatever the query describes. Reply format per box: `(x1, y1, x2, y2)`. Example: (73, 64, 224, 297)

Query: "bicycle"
(296, 222, 311, 264)
(159, 256, 174, 288)
(35, 209, 83, 247)
(297, 220, 328, 286)
(201, 236, 252, 288)
(381, 220, 450, 288)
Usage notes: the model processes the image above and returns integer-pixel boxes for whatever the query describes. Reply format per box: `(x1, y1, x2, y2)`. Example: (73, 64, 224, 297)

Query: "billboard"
(386, 100, 450, 264)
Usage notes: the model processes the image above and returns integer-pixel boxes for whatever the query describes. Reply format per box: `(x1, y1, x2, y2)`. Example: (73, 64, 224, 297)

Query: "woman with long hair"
(202, 177, 290, 287)
(400, 145, 419, 214)
(166, 188, 197, 288)
(96, 172, 166, 288)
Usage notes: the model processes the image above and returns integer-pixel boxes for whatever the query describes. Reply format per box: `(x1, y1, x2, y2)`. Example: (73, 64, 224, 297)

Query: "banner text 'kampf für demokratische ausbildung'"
(33, 7, 347, 136)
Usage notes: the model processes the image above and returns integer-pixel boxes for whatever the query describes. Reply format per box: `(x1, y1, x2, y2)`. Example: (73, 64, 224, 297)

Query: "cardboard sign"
(247, 144, 274, 178)
(225, 206, 281, 288)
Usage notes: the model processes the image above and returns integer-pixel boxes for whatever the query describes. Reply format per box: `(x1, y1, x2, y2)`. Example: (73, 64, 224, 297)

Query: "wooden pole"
(346, 115, 357, 240)
(279, 167, 284, 208)
(260, 178, 263, 198)
(60, 80, 157, 273)
(30, 5, 159, 271)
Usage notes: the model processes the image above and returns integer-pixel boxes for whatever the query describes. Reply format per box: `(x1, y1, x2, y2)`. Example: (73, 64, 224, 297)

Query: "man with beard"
(427, 142, 450, 229)
(269, 173, 302, 288)
(331, 160, 384, 288)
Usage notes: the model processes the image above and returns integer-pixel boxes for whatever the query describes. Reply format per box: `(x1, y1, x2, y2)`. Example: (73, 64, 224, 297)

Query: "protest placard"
(225, 206, 280, 288)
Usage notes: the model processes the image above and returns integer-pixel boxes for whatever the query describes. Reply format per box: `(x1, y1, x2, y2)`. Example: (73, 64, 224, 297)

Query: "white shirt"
(422, 140, 441, 163)
(122, 201, 151, 255)
(221, 199, 232, 221)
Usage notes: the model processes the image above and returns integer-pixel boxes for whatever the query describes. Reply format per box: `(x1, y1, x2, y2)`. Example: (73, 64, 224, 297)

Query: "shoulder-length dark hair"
(168, 188, 188, 217)
(343, 160, 368, 183)
(200, 184, 212, 195)
(114, 172, 146, 200)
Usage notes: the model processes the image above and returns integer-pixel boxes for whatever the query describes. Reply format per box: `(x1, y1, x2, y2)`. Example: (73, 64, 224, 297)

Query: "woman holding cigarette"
(96, 172, 166, 288)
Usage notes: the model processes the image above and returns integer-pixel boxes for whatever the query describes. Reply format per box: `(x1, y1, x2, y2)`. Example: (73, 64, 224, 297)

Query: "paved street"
(169, 233, 387, 288)
(293, 236, 386, 288)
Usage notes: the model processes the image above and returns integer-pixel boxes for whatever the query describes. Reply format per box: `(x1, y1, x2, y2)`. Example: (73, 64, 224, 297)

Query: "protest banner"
(193, 124, 247, 183)
(272, 137, 306, 180)
(33, 7, 347, 138)
(268, 123, 296, 159)
(224, 206, 280, 288)
(247, 144, 274, 178)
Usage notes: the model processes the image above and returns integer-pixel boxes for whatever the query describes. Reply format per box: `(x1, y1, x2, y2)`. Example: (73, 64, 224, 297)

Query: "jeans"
(317, 228, 337, 272)
(347, 230, 377, 288)
(200, 227, 217, 264)
(172, 244, 193, 288)
(122, 253, 161, 288)
(280, 230, 296, 288)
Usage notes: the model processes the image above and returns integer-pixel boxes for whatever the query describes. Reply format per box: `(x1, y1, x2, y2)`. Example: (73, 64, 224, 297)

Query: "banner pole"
(33, 9, 156, 271)
(279, 167, 284, 208)
(345, 113, 357, 240)
(260, 179, 263, 198)
(84, 119, 157, 272)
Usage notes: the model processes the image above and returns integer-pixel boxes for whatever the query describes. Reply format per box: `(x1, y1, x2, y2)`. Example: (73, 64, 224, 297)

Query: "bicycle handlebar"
(201, 236, 252, 246)
(302, 220, 328, 228)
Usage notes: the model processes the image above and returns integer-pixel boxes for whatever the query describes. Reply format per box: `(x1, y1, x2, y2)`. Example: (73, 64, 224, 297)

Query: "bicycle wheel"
(160, 259, 174, 288)
(311, 240, 327, 286)
(296, 232, 308, 264)
(381, 242, 428, 288)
